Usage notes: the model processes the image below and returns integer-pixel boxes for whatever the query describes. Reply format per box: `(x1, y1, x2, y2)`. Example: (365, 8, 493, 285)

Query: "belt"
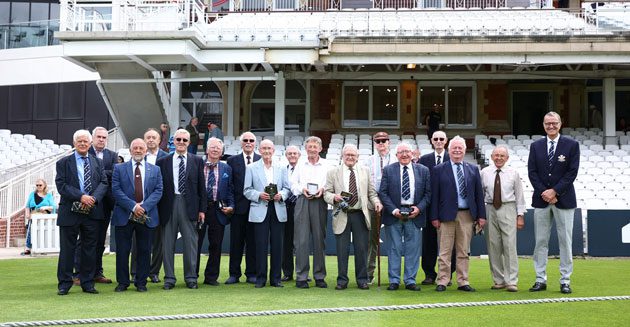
(208, 200, 217, 206)
(458, 208, 469, 211)
(346, 209, 362, 214)
(400, 205, 412, 208)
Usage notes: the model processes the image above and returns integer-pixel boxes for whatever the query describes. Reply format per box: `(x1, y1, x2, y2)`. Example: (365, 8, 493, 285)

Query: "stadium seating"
(0, 129, 70, 171)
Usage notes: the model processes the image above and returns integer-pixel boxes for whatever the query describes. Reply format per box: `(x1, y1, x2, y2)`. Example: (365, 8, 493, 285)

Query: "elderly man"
(186, 117, 200, 154)
(281, 145, 301, 282)
(244, 140, 292, 288)
(225, 131, 261, 284)
(291, 136, 331, 289)
(481, 146, 526, 292)
(196, 137, 234, 286)
(56, 129, 108, 295)
(431, 136, 486, 292)
(362, 131, 395, 285)
(419, 130, 455, 286)
(379, 142, 431, 291)
(112, 139, 163, 293)
(528, 111, 579, 294)
(325, 144, 382, 290)
(156, 129, 207, 290)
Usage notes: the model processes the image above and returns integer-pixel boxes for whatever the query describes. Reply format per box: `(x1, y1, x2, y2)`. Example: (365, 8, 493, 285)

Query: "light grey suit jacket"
(243, 160, 291, 223)
(324, 164, 381, 235)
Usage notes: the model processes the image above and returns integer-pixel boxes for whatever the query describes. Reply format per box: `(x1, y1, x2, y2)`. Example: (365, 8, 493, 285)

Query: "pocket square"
(222, 173, 229, 178)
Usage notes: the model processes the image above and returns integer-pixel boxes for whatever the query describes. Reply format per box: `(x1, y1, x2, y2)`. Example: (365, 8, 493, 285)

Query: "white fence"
(31, 214, 61, 254)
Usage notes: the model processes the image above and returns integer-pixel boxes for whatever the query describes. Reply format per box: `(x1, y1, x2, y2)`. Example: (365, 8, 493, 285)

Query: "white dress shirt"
(172, 153, 187, 195)
(480, 165, 526, 215)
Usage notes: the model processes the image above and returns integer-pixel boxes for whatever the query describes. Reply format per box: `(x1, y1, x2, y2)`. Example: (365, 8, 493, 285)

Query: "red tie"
(134, 162, 143, 203)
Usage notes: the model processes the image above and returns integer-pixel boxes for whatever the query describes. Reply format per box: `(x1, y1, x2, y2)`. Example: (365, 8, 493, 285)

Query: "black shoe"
(560, 284, 572, 294)
(186, 282, 198, 289)
(296, 281, 309, 289)
(246, 277, 257, 284)
(307, 277, 313, 282)
(163, 283, 175, 290)
(130, 275, 135, 283)
(529, 282, 547, 292)
(447, 281, 452, 286)
(457, 285, 476, 292)
(387, 283, 399, 291)
(225, 276, 239, 284)
(315, 279, 328, 288)
(436, 285, 447, 292)
(114, 284, 128, 292)
(149, 275, 161, 283)
(82, 287, 99, 294)
(203, 280, 219, 286)
(335, 284, 347, 290)
(281, 276, 293, 282)
(136, 285, 147, 292)
(421, 277, 435, 285)
(358, 283, 369, 290)
(255, 283, 265, 288)
(57, 288, 69, 296)
(406, 284, 421, 291)
(271, 282, 284, 288)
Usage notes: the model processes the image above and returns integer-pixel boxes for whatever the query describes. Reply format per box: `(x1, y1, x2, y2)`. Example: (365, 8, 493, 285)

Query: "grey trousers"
(533, 205, 574, 285)
(336, 211, 369, 286)
(294, 195, 328, 282)
(484, 203, 519, 286)
(162, 195, 199, 284)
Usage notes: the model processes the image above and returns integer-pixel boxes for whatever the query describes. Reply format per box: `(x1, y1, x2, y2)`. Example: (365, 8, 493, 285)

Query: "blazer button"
(548, 173, 551, 176)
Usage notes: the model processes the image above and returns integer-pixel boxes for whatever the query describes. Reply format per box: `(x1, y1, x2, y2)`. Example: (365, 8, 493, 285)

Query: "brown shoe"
(72, 278, 80, 286)
(94, 276, 113, 284)
(491, 284, 506, 290)
(506, 285, 518, 292)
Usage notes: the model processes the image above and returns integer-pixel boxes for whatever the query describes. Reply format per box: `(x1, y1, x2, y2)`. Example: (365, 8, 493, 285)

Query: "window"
(417, 82, 476, 128)
(342, 82, 399, 128)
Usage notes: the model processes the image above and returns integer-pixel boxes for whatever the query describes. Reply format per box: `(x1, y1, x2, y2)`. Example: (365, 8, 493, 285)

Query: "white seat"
(596, 161, 612, 169)
(605, 181, 624, 191)
(584, 198, 606, 209)
(588, 155, 603, 162)
(613, 161, 629, 169)
(589, 144, 604, 152)
(598, 174, 614, 183)
(577, 174, 595, 183)
(579, 161, 595, 169)
(604, 144, 619, 151)
(606, 198, 628, 209)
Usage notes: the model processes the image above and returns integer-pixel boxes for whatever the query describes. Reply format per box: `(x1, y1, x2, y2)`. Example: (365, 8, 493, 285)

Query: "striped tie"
(401, 166, 410, 201)
(83, 157, 92, 194)
(348, 167, 358, 206)
(456, 163, 467, 199)
(178, 155, 186, 195)
(548, 140, 555, 167)
(207, 163, 216, 201)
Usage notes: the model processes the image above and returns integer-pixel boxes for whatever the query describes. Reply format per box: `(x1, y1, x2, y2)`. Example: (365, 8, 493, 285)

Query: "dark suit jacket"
(527, 135, 579, 209)
(89, 147, 118, 212)
(430, 161, 486, 222)
(419, 151, 450, 171)
(227, 153, 261, 215)
(156, 153, 207, 225)
(207, 161, 235, 226)
(55, 152, 109, 226)
(379, 162, 431, 228)
(111, 161, 163, 228)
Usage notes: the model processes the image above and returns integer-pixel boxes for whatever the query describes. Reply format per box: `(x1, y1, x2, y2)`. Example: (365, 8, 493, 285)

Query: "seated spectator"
(23, 179, 56, 255)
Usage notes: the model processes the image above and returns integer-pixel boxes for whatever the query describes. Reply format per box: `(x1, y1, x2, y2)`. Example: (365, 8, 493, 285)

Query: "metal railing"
(228, 0, 551, 11)
(154, 71, 172, 115)
(0, 20, 60, 50)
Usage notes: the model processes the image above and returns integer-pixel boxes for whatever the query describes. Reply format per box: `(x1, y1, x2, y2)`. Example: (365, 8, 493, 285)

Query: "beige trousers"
(437, 210, 473, 287)
(484, 203, 519, 286)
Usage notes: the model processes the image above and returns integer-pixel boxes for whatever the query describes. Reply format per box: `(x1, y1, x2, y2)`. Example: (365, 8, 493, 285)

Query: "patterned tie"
(82, 157, 92, 194)
(436, 155, 441, 165)
(380, 156, 384, 174)
(178, 155, 186, 194)
(401, 166, 410, 201)
(548, 140, 555, 167)
(456, 163, 467, 199)
(246, 155, 251, 165)
(493, 169, 502, 209)
(134, 162, 143, 203)
(348, 167, 358, 206)
(207, 162, 216, 201)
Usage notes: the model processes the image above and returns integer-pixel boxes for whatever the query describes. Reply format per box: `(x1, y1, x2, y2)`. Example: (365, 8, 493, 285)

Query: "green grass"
(1, 255, 629, 326)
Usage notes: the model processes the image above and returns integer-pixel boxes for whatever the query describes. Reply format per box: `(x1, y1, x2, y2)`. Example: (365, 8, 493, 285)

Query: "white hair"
(73, 129, 92, 143)
(448, 136, 467, 150)
(206, 137, 224, 149)
(91, 126, 107, 136)
(342, 143, 358, 155)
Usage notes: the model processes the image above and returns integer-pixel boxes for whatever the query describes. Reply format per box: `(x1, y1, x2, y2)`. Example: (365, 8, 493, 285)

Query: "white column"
(305, 79, 311, 136)
(274, 71, 286, 145)
(603, 78, 616, 145)
(168, 71, 182, 133)
(227, 80, 235, 137)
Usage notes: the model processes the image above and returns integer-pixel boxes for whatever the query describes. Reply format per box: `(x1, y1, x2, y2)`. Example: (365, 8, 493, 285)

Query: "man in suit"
(130, 128, 169, 283)
(225, 131, 261, 284)
(281, 145, 301, 282)
(243, 140, 292, 288)
(156, 129, 207, 290)
(419, 130, 456, 286)
(196, 137, 234, 286)
(430, 136, 486, 292)
(112, 139, 163, 292)
(325, 144, 382, 290)
(379, 142, 431, 292)
(186, 117, 200, 154)
(362, 131, 395, 285)
(55, 129, 108, 295)
(159, 122, 170, 152)
(527, 111, 579, 294)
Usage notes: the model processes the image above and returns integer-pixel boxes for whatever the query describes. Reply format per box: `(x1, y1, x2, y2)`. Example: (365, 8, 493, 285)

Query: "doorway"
(512, 91, 551, 136)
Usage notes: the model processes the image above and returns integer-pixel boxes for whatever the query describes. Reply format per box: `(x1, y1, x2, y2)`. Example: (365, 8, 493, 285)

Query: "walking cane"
(376, 210, 382, 288)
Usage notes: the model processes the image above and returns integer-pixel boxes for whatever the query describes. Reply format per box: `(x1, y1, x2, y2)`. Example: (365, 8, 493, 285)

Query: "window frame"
(416, 81, 477, 129)
(341, 81, 401, 129)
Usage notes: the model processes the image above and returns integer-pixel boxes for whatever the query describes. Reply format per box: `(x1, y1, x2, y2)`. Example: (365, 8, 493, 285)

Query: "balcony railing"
(0, 20, 60, 50)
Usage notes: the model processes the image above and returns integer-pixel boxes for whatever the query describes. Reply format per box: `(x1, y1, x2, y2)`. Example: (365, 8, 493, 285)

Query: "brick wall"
(0, 211, 26, 248)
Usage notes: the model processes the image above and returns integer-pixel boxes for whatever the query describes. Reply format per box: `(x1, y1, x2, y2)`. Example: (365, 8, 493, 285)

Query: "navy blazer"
(55, 152, 109, 226)
(89, 147, 118, 208)
(156, 153, 207, 225)
(430, 161, 486, 222)
(111, 161, 163, 228)
(419, 151, 450, 171)
(227, 153, 261, 215)
(379, 162, 431, 228)
(527, 135, 579, 209)
(206, 161, 235, 226)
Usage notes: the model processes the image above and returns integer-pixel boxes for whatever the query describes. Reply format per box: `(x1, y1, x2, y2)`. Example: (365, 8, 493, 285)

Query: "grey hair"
(448, 136, 467, 150)
(73, 129, 92, 143)
(130, 138, 147, 148)
(91, 126, 107, 136)
(285, 145, 300, 155)
(173, 129, 190, 139)
(259, 139, 275, 148)
(206, 137, 224, 149)
(239, 131, 256, 142)
(304, 136, 322, 148)
(492, 144, 509, 156)
(342, 143, 358, 155)
(395, 142, 412, 152)
(545, 111, 562, 123)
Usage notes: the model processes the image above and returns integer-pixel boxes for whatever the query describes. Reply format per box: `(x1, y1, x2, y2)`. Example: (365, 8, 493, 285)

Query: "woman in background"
(22, 179, 56, 256)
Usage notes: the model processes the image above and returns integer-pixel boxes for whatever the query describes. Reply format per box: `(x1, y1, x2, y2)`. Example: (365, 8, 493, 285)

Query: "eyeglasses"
(175, 137, 189, 142)
(433, 137, 445, 141)
(544, 122, 560, 126)
(242, 139, 256, 143)
(374, 139, 389, 144)
(36, 184, 43, 187)
(397, 150, 411, 154)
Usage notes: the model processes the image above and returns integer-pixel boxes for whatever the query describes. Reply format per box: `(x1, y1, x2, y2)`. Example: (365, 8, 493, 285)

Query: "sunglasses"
(175, 137, 189, 142)
(242, 139, 256, 143)
(374, 139, 389, 144)
(433, 137, 445, 141)
(36, 184, 43, 187)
